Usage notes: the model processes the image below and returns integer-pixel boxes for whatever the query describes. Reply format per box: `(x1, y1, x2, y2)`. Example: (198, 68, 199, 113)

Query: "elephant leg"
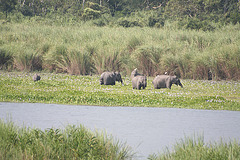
(166, 83, 172, 89)
(100, 78, 104, 85)
(138, 83, 142, 90)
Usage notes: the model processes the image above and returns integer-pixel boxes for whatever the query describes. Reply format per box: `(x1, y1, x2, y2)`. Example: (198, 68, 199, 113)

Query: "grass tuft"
(0, 119, 134, 160)
(148, 136, 240, 160)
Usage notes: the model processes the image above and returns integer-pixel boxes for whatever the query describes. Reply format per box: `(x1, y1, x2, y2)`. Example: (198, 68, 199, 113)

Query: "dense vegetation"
(0, 118, 134, 160)
(1, 119, 240, 160)
(1, 0, 240, 80)
(149, 136, 240, 160)
(1, 72, 239, 110)
(1, 0, 240, 28)
(1, 21, 240, 80)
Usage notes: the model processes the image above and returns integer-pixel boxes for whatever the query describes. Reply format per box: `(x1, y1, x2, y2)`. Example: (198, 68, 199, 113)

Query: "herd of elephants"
(33, 68, 183, 90)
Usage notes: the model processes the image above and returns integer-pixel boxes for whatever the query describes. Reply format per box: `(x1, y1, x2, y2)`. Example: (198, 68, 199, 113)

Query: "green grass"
(0, 21, 240, 79)
(1, 119, 239, 160)
(0, 72, 239, 110)
(148, 136, 240, 160)
(0, 119, 134, 160)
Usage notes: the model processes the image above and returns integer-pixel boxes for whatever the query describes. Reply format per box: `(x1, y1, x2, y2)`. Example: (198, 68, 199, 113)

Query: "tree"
(0, 0, 17, 18)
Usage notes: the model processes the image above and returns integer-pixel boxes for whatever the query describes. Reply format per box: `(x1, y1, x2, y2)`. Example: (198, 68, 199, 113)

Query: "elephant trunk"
(120, 79, 124, 86)
(179, 83, 183, 88)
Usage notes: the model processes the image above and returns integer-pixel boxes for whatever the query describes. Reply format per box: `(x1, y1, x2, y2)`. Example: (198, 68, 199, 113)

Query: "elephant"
(132, 76, 147, 90)
(130, 68, 143, 80)
(100, 71, 123, 85)
(33, 74, 41, 82)
(152, 75, 183, 89)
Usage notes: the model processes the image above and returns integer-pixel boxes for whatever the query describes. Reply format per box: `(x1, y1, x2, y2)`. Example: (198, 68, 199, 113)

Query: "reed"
(0, 20, 240, 80)
(148, 136, 240, 160)
(0, 119, 134, 160)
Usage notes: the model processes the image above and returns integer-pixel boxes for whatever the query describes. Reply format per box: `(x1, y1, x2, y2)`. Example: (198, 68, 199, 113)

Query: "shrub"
(82, 8, 101, 20)
(117, 17, 143, 27)
(186, 18, 215, 31)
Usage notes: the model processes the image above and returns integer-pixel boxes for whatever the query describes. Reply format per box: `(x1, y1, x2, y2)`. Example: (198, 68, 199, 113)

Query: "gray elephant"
(130, 68, 143, 80)
(132, 76, 147, 90)
(152, 75, 183, 89)
(33, 74, 41, 82)
(100, 71, 123, 85)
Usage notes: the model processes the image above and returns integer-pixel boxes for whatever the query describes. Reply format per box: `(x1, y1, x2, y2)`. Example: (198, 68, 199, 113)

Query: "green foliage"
(82, 8, 101, 20)
(0, 119, 134, 160)
(1, 22, 240, 80)
(2, 0, 240, 29)
(0, 0, 17, 18)
(0, 72, 239, 110)
(149, 136, 240, 160)
(0, 48, 12, 70)
(13, 50, 42, 71)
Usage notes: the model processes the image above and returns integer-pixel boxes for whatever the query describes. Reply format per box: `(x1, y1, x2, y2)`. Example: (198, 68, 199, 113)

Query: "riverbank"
(0, 72, 239, 110)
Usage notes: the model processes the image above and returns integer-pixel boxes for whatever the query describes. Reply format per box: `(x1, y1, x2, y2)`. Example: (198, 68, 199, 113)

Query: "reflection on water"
(0, 102, 240, 159)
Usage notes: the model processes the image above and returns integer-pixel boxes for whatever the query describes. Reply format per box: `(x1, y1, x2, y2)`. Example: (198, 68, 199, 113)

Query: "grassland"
(0, 21, 240, 80)
(0, 71, 239, 110)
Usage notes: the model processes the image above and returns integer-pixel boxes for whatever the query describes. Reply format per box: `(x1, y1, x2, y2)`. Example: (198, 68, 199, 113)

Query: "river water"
(0, 102, 240, 159)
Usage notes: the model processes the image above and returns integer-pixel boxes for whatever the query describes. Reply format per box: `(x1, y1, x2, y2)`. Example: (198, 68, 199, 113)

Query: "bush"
(186, 18, 215, 31)
(82, 8, 101, 20)
(117, 17, 143, 27)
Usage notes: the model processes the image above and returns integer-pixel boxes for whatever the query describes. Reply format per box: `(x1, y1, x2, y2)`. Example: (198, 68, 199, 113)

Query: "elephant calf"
(33, 74, 41, 82)
(152, 75, 183, 89)
(100, 72, 123, 85)
(132, 76, 147, 90)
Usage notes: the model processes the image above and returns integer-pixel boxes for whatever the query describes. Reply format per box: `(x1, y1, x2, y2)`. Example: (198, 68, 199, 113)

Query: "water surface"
(0, 102, 240, 159)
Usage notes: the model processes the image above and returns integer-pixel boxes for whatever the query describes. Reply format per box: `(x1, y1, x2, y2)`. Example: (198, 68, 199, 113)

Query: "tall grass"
(0, 20, 240, 79)
(149, 136, 240, 160)
(0, 119, 134, 160)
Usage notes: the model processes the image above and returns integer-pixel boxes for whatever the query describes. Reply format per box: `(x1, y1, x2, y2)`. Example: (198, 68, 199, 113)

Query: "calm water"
(0, 102, 240, 159)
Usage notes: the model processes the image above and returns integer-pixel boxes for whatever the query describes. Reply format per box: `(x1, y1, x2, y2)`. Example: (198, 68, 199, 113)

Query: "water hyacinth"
(0, 72, 239, 110)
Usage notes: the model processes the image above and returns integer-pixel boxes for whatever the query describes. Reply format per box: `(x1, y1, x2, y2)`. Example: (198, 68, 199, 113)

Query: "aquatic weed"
(0, 72, 239, 110)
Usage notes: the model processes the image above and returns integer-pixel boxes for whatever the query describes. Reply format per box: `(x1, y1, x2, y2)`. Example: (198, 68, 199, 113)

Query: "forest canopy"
(1, 0, 240, 30)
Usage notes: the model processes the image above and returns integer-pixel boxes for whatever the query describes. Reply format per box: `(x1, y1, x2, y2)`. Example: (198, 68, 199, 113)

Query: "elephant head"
(114, 72, 123, 84)
(152, 75, 183, 89)
(171, 76, 183, 88)
(132, 76, 147, 90)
